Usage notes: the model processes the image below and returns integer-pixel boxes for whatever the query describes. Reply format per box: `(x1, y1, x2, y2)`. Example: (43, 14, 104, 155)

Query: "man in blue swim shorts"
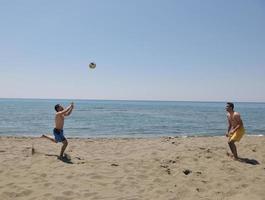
(53, 128, 66, 143)
(41, 102, 74, 159)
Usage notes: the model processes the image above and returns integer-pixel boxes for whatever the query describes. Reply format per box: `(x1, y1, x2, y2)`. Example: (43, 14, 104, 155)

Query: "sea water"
(0, 99, 264, 138)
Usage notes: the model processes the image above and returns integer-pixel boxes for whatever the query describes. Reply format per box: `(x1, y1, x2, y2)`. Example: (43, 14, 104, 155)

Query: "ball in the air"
(89, 62, 96, 69)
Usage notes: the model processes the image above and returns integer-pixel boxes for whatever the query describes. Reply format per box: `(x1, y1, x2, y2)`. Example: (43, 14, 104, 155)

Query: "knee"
(63, 140, 68, 146)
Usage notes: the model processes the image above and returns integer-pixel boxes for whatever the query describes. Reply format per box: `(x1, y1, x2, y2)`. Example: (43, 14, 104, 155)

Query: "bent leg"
(228, 140, 238, 159)
(41, 134, 56, 143)
(60, 139, 68, 157)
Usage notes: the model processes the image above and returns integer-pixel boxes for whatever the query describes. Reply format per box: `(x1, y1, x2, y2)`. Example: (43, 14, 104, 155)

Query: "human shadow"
(238, 157, 260, 165)
(45, 154, 73, 164)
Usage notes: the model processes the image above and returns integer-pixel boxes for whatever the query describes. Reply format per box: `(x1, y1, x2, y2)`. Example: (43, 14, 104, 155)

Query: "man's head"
(226, 102, 234, 112)
(55, 104, 64, 112)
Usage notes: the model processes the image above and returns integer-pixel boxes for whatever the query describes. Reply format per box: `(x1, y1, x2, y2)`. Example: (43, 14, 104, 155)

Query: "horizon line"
(0, 97, 265, 104)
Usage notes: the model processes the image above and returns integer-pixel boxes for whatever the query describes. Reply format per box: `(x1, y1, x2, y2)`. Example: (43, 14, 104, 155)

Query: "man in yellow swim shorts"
(225, 102, 245, 160)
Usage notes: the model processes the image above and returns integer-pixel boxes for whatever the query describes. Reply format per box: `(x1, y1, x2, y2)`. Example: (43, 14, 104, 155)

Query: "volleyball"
(89, 62, 96, 69)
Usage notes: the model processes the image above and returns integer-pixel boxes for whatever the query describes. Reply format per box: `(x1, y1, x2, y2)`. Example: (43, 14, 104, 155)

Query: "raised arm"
(57, 104, 73, 116)
(65, 103, 74, 116)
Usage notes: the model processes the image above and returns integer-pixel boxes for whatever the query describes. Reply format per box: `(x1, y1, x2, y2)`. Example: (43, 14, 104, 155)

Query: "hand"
(70, 102, 74, 108)
(228, 131, 234, 137)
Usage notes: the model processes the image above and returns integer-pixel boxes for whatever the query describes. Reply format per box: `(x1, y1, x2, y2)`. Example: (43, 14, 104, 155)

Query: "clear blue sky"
(0, 0, 265, 102)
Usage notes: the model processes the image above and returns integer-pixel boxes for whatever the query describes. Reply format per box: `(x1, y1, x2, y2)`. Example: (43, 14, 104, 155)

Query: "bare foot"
(58, 155, 64, 160)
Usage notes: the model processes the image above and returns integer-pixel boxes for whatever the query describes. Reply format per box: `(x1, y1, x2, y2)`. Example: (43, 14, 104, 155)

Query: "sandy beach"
(0, 136, 264, 200)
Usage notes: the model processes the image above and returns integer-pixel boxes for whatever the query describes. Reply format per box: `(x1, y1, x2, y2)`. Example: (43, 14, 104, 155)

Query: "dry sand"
(0, 136, 264, 200)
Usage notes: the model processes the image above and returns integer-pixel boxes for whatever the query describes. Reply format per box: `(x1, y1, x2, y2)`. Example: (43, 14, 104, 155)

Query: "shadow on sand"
(45, 154, 73, 164)
(238, 157, 260, 165)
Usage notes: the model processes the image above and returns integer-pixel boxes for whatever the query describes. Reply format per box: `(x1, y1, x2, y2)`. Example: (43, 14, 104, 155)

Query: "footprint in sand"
(206, 149, 212, 153)
(83, 192, 98, 198)
(4, 190, 33, 198)
(75, 156, 84, 160)
(3, 191, 17, 198)
(153, 178, 163, 183)
(137, 174, 148, 179)
(113, 180, 121, 185)
(40, 173, 47, 178)
(160, 165, 169, 169)
(91, 175, 104, 179)
(5, 183, 14, 187)
(43, 183, 50, 187)
(54, 196, 71, 200)
(66, 175, 74, 179)
(183, 169, 192, 175)
(196, 171, 202, 175)
(77, 161, 86, 165)
(62, 191, 75, 196)
(43, 193, 52, 197)
(241, 184, 249, 188)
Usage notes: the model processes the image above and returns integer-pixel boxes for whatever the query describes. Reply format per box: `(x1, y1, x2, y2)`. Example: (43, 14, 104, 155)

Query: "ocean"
(0, 99, 264, 138)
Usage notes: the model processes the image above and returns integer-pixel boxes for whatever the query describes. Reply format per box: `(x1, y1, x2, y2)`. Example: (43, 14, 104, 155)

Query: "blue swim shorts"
(53, 128, 66, 143)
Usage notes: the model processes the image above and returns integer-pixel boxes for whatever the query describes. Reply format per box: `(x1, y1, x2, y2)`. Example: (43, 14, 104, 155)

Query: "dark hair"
(227, 102, 234, 110)
(55, 104, 60, 112)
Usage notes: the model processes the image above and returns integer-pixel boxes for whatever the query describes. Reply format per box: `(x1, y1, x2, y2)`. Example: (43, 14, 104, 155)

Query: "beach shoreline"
(0, 135, 264, 200)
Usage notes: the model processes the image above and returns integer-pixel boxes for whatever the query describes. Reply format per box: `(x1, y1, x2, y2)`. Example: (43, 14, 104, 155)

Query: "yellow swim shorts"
(229, 127, 245, 142)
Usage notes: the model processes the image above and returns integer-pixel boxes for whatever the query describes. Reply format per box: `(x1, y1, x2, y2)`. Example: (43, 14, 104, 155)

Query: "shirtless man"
(225, 102, 245, 160)
(42, 102, 74, 158)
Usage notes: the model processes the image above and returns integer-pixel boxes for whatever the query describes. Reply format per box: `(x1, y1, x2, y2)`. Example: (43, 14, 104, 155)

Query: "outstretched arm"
(65, 103, 74, 116)
(57, 104, 73, 116)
